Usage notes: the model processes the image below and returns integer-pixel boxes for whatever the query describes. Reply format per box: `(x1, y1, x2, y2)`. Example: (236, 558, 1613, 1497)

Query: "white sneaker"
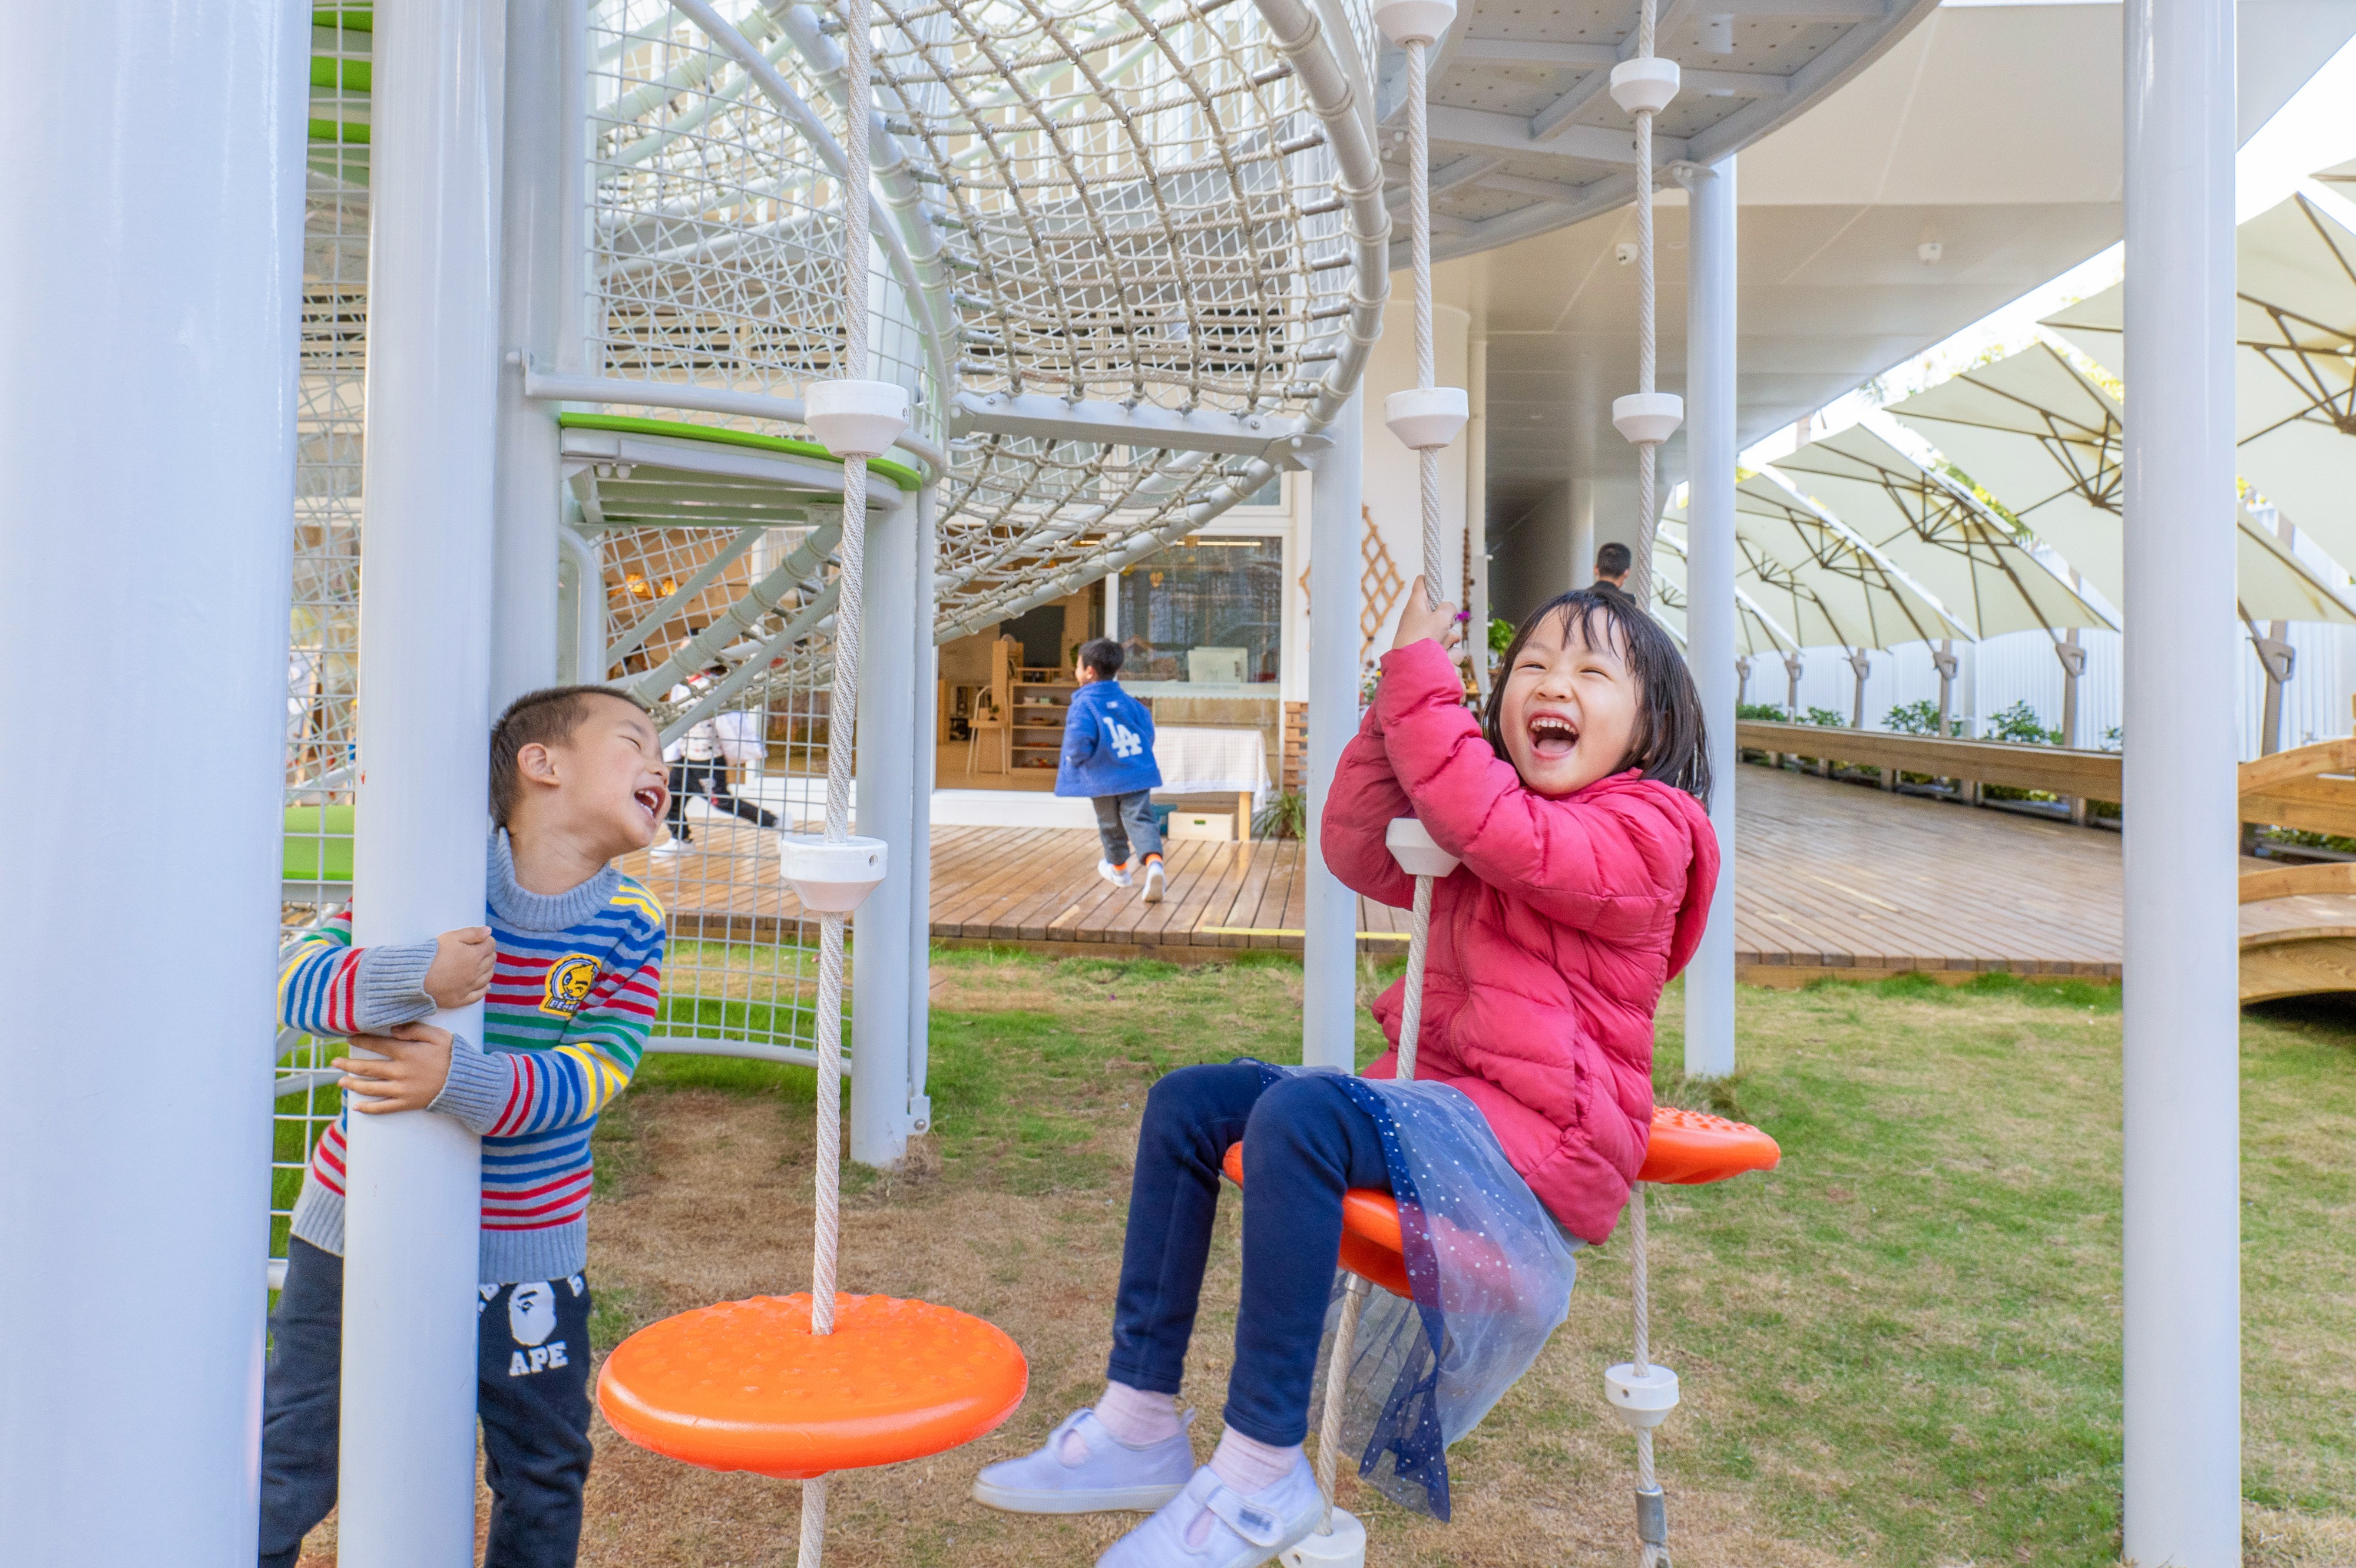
(1098, 859, 1136, 888)
(972, 1409, 1196, 1514)
(1096, 1455, 1324, 1568)
(651, 839, 686, 859)
(1141, 858, 1166, 903)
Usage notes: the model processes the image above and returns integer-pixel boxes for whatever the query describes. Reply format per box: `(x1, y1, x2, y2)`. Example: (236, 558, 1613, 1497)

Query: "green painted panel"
(557, 411, 925, 493)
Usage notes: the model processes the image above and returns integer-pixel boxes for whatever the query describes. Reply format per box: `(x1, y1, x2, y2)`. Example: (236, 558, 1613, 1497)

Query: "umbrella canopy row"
(2040, 191, 2356, 574)
(1881, 333, 2356, 626)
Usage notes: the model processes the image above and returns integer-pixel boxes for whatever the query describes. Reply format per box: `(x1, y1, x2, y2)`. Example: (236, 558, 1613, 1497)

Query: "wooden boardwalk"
(627, 764, 2140, 982)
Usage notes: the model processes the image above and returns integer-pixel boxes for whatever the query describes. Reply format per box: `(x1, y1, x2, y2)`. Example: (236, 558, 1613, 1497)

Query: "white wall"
(1768, 621, 2354, 761)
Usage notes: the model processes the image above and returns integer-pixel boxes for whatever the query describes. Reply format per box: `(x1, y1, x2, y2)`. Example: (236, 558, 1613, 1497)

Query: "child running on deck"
(1059, 636, 1168, 904)
(973, 581, 1719, 1568)
(262, 686, 671, 1568)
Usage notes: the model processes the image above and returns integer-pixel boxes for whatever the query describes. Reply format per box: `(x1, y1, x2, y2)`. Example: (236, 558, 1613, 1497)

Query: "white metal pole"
(1682, 154, 1738, 1080)
(494, 0, 568, 702)
(1303, 390, 1364, 1070)
(853, 476, 916, 1167)
(0, 3, 302, 1559)
(906, 485, 941, 1136)
(1570, 475, 1597, 588)
(342, 1, 505, 1561)
(1467, 335, 1492, 695)
(2121, 0, 2241, 1561)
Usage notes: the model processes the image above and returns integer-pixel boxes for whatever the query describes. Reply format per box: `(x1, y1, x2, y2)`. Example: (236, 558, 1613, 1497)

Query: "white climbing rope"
(1407, 34, 1442, 616)
(1630, 1182, 1666, 1567)
(1625, 0, 1663, 612)
(801, 0, 876, 1558)
(1394, 875, 1434, 1081)
(1315, 1273, 1372, 1531)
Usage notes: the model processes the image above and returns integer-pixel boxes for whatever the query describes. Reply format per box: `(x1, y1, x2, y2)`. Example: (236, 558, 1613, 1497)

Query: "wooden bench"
(2237, 739, 2356, 1003)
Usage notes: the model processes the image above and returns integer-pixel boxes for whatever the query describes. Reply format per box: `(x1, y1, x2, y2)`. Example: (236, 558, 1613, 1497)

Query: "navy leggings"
(1108, 1063, 1389, 1447)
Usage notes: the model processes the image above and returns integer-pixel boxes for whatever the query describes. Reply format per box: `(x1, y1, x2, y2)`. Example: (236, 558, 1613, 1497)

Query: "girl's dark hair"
(1480, 589, 1711, 803)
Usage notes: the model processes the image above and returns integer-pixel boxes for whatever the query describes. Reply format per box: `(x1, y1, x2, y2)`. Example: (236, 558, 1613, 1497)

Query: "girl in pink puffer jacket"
(974, 580, 1719, 1568)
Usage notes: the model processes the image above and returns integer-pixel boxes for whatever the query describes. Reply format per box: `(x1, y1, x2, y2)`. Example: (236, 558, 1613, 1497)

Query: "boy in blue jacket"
(1058, 637, 1166, 902)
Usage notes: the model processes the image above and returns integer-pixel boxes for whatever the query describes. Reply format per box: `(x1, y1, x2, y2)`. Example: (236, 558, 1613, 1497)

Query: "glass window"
(1116, 537, 1283, 684)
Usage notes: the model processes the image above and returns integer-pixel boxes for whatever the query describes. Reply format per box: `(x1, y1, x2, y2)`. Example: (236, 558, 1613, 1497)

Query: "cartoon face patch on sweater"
(541, 954, 602, 1017)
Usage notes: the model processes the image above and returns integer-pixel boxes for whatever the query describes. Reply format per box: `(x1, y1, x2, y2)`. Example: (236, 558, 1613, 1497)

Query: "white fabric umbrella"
(1769, 421, 2110, 637)
(2041, 193, 2356, 570)
(1732, 472, 1968, 649)
(1885, 341, 2356, 623)
(1651, 521, 1802, 659)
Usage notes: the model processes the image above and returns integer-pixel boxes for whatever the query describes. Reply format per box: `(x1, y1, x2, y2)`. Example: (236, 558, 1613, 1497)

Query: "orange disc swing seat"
(1220, 1103, 1780, 1299)
(596, 1291, 1028, 1480)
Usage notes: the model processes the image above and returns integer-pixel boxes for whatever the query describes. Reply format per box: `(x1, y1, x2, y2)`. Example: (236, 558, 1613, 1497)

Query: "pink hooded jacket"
(1323, 639, 1720, 1244)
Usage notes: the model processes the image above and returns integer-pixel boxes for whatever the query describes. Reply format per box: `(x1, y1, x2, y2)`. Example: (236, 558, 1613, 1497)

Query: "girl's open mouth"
(1527, 714, 1579, 759)
(634, 785, 666, 821)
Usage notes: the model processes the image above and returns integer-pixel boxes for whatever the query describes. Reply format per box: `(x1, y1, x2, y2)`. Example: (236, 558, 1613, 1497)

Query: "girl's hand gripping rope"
(1394, 576, 1464, 653)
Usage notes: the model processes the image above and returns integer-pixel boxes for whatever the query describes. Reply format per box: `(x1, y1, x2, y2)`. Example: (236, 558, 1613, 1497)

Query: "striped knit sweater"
(277, 832, 665, 1283)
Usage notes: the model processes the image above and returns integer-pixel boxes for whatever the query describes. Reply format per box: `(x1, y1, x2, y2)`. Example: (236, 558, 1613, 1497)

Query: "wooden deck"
(624, 764, 2160, 981)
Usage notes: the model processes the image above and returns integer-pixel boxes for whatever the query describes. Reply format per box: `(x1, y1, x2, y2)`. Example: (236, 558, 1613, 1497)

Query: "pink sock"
(1092, 1380, 1186, 1447)
(1207, 1428, 1300, 1496)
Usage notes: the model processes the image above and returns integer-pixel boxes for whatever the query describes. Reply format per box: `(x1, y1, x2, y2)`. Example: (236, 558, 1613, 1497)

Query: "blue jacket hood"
(1055, 679, 1162, 798)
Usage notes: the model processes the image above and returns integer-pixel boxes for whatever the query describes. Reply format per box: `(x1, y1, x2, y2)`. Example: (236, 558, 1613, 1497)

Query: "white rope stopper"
(800, 0, 877, 1557)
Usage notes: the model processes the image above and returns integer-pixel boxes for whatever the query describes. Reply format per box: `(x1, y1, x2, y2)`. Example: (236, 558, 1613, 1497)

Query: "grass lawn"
(533, 952, 2356, 1565)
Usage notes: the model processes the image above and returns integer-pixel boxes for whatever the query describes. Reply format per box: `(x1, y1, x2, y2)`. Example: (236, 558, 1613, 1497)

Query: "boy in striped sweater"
(262, 686, 672, 1568)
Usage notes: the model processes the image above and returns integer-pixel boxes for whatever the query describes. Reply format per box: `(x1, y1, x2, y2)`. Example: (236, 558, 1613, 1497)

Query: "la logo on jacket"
(1108, 719, 1145, 760)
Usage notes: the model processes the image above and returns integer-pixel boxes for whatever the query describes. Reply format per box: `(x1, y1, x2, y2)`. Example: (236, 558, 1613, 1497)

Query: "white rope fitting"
(1315, 1273, 1372, 1530)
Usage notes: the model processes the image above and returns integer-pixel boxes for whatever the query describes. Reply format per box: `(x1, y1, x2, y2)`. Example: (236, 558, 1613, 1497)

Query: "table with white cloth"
(1151, 725, 1272, 841)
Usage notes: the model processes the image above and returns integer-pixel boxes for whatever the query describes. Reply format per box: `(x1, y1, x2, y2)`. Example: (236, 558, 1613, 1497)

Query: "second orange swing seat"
(1219, 1103, 1781, 1300)
(598, 1292, 1028, 1479)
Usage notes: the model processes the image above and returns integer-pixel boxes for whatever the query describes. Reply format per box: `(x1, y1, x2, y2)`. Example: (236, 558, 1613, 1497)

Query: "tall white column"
(1303, 391, 1365, 1070)
(493, 0, 570, 702)
(1682, 154, 1738, 1080)
(0, 4, 303, 1559)
(2120, 1, 2241, 1563)
(1466, 336, 1492, 695)
(1569, 476, 1597, 588)
(854, 486, 917, 1166)
(342, 2, 506, 1562)
(905, 485, 941, 1136)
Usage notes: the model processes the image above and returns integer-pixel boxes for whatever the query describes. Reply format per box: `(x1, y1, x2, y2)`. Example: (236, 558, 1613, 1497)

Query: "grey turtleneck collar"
(488, 829, 621, 932)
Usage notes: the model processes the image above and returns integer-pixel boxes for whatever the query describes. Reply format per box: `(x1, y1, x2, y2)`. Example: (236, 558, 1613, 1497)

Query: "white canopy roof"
(1768, 420, 2110, 639)
(2039, 193, 2356, 570)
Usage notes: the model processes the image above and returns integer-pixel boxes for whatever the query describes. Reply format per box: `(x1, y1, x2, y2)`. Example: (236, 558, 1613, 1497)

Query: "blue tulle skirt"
(1248, 1062, 1581, 1521)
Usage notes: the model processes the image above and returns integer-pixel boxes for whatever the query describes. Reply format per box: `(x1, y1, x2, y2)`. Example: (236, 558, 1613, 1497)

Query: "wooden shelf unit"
(1008, 667, 1080, 770)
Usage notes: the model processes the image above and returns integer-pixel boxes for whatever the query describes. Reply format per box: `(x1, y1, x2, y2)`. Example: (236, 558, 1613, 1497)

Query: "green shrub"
(1987, 700, 2062, 746)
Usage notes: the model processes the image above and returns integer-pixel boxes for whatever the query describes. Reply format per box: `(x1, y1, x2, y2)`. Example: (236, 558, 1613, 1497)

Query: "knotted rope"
(1624, 0, 1662, 611)
(802, 0, 876, 1557)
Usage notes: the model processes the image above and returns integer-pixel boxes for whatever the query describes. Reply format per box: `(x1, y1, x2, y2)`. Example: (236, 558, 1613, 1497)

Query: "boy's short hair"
(1077, 637, 1124, 677)
(490, 684, 652, 826)
(1594, 541, 1633, 577)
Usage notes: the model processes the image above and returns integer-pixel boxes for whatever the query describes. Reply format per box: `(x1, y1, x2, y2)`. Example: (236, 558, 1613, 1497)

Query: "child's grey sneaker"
(1098, 859, 1135, 888)
(972, 1409, 1195, 1514)
(1141, 858, 1166, 903)
(1095, 1454, 1323, 1568)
